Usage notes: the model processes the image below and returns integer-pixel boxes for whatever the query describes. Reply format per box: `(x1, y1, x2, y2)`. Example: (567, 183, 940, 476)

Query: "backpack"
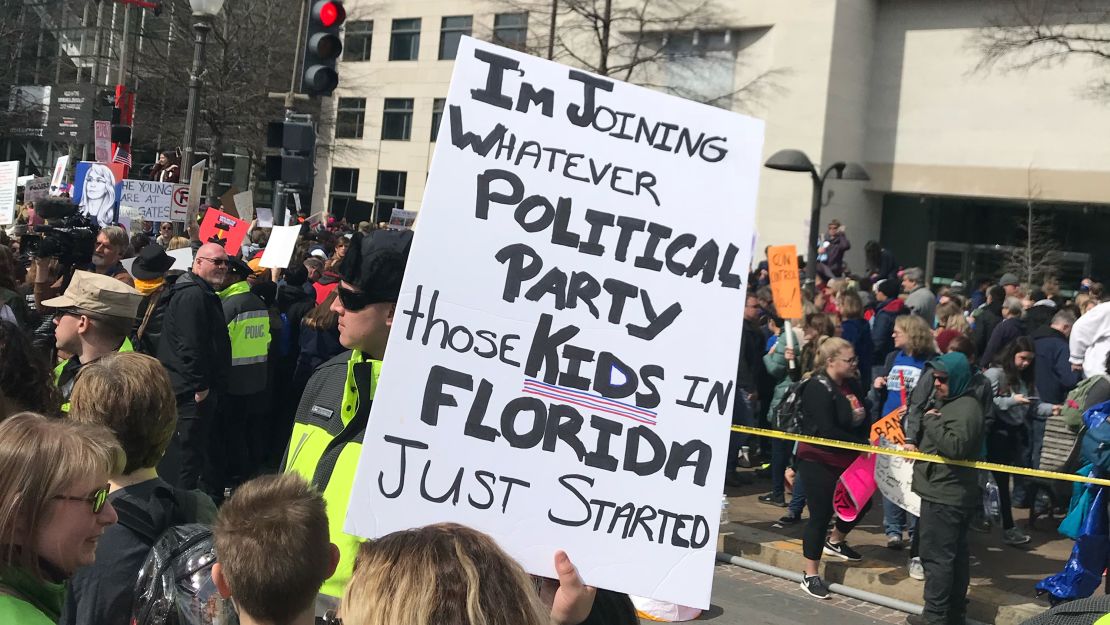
(1062, 375, 1108, 432)
(1079, 400, 1110, 474)
(117, 487, 236, 625)
(773, 375, 835, 434)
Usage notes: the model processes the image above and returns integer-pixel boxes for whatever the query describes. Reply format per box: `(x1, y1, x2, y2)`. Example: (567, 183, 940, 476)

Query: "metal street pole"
(805, 172, 824, 282)
(180, 18, 212, 185)
(547, 0, 557, 60)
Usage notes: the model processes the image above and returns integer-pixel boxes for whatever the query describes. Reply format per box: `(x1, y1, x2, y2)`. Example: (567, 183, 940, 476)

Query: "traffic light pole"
(180, 19, 213, 186)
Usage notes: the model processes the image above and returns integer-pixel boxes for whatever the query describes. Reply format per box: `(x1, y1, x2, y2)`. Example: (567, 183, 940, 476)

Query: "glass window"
(493, 12, 528, 50)
(375, 170, 407, 212)
(343, 21, 373, 62)
(335, 98, 366, 139)
(430, 98, 445, 141)
(438, 15, 472, 60)
(329, 168, 360, 214)
(390, 18, 421, 61)
(381, 98, 414, 141)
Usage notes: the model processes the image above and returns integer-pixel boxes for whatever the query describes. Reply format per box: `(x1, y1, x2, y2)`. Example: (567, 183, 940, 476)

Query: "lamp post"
(763, 149, 870, 281)
(179, 0, 226, 185)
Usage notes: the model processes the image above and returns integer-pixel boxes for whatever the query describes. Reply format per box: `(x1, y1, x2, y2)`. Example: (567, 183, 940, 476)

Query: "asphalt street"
(680, 563, 909, 625)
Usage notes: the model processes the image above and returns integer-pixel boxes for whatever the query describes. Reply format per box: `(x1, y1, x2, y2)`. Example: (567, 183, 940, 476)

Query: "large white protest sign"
(343, 37, 763, 608)
(120, 180, 175, 222)
(259, 224, 301, 269)
(0, 162, 18, 225)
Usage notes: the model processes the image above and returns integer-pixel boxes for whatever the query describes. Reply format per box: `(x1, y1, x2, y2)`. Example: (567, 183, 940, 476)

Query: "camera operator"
(42, 270, 142, 410)
(92, 225, 134, 286)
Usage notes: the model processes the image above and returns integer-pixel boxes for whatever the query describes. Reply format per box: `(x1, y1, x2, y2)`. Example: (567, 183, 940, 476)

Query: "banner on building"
(343, 37, 765, 608)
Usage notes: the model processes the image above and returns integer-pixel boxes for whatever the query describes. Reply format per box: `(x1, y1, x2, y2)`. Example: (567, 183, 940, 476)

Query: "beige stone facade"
(317, 0, 1110, 269)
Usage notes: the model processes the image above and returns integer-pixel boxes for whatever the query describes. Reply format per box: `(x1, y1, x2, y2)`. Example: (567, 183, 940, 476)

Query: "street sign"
(171, 184, 189, 222)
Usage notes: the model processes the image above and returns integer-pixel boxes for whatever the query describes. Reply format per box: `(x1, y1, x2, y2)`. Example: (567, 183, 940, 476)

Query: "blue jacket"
(1032, 325, 1082, 404)
(840, 318, 874, 381)
(871, 297, 908, 375)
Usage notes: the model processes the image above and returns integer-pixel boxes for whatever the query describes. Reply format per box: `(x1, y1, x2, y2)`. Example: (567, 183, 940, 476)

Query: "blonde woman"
(871, 314, 936, 550)
(795, 337, 870, 599)
(78, 163, 117, 227)
(341, 523, 594, 625)
(0, 413, 125, 624)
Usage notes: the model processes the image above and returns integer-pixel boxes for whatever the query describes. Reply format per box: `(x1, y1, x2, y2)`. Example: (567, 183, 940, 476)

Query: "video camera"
(20, 198, 100, 269)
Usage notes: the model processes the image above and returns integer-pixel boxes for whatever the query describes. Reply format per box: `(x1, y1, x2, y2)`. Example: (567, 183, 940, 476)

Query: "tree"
(490, 0, 785, 111)
(1003, 174, 1061, 286)
(974, 0, 1110, 100)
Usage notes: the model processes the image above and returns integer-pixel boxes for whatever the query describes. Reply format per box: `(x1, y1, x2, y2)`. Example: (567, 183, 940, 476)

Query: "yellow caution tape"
(730, 425, 1110, 488)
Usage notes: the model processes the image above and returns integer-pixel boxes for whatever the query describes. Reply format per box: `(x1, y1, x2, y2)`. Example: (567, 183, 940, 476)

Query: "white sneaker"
(908, 556, 924, 581)
(1003, 527, 1031, 546)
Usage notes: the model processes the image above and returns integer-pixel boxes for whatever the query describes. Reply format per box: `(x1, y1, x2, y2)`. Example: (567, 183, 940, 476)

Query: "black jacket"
(133, 272, 182, 356)
(1032, 325, 1081, 404)
(157, 271, 231, 396)
(972, 303, 1003, 362)
(979, 316, 1025, 369)
(61, 478, 216, 625)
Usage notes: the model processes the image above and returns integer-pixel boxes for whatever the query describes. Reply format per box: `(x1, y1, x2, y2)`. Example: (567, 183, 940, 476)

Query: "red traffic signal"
(313, 0, 346, 28)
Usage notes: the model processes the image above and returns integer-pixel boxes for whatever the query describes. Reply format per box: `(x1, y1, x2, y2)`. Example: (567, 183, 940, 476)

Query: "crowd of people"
(739, 221, 1110, 624)
(0, 202, 644, 625)
(0, 199, 1107, 625)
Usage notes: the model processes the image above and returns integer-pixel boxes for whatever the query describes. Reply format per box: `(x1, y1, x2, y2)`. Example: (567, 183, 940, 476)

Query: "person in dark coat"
(61, 352, 216, 625)
(1033, 310, 1081, 406)
(727, 293, 767, 485)
(838, 291, 873, 380)
(871, 278, 908, 378)
(972, 285, 1005, 360)
(865, 240, 899, 283)
(156, 242, 232, 493)
(131, 244, 176, 355)
(818, 220, 851, 278)
(979, 296, 1026, 369)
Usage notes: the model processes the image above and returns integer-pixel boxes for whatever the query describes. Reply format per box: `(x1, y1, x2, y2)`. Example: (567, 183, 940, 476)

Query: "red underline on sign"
(522, 381, 658, 426)
(523, 379, 659, 417)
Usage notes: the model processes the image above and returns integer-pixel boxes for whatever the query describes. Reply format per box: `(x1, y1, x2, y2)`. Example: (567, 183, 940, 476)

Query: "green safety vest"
(54, 337, 134, 413)
(284, 350, 381, 598)
(218, 281, 271, 368)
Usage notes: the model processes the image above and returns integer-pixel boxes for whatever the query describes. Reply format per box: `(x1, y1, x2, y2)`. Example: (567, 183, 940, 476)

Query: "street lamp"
(764, 149, 870, 281)
(179, 0, 226, 185)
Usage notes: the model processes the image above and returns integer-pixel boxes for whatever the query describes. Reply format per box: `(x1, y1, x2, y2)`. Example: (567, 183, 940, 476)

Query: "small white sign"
(387, 208, 417, 230)
(234, 190, 254, 220)
(120, 179, 175, 222)
(259, 224, 301, 269)
(50, 155, 69, 195)
(256, 207, 274, 228)
(0, 161, 18, 226)
(24, 177, 50, 203)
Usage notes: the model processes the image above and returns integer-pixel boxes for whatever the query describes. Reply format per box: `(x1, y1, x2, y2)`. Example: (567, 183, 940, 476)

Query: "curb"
(719, 522, 1048, 625)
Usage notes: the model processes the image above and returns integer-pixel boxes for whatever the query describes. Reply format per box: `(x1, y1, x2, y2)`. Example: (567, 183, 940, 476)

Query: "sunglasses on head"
(54, 484, 110, 514)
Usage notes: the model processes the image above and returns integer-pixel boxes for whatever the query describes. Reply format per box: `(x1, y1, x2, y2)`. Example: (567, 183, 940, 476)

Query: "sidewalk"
(718, 476, 1077, 625)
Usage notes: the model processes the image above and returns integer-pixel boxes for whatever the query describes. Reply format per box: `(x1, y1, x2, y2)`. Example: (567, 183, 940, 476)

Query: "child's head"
(212, 474, 338, 622)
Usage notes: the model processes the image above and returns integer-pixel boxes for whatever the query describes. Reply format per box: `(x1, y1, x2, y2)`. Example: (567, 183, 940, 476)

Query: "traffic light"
(265, 121, 316, 187)
(301, 0, 346, 96)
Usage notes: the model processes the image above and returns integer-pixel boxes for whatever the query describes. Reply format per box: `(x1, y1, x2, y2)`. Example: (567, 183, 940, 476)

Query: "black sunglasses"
(337, 285, 373, 311)
(54, 484, 110, 514)
(934, 375, 949, 384)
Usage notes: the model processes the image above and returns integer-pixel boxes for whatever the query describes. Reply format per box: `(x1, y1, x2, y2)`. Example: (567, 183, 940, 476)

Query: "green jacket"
(53, 337, 134, 413)
(911, 393, 984, 508)
(283, 349, 380, 598)
(0, 566, 64, 625)
(763, 335, 800, 422)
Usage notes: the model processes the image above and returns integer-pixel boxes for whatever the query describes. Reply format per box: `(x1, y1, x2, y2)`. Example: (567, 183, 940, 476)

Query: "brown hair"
(895, 314, 937, 359)
(935, 301, 969, 334)
(166, 236, 191, 251)
(837, 291, 864, 320)
(0, 413, 124, 579)
(213, 474, 332, 623)
(99, 226, 128, 255)
(68, 353, 176, 474)
(303, 291, 339, 331)
(341, 523, 548, 625)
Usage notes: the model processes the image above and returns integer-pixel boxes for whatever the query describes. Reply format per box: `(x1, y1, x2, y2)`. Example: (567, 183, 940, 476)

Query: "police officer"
(43, 270, 142, 410)
(282, 228, 412, 611)
(215, 257, 272, 494)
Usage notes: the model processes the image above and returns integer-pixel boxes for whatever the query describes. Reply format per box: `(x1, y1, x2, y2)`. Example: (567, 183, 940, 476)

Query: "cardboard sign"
(259, 224, 301, 269)
(387, 208, 417, 230)
(171, 184, 190, 222)
(219, 186, 241, 219)
(255, 207, 274, 228)
(49, 155, 69, 195)
(120, 180, 175, 222)
(870, 408, 921, 517)
(25, 177, 49, 203)
(0, 161, 18, 225)
(342, 37, 764, 609)
(94, 121, 111, 163)
(233, 190, 254, 220)
(198, 208, 250, 256)
(186, 160, 206, 225)
(767, 244, 802, 319)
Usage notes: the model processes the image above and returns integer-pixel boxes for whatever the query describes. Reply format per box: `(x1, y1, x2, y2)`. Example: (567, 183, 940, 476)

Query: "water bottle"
(720, 496, 730, 525)
(984, 476, 1002, 526)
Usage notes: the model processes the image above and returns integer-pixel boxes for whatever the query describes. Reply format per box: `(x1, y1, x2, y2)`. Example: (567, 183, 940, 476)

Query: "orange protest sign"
(767, 244, 802, 319)
(870, 408, 906, 445)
